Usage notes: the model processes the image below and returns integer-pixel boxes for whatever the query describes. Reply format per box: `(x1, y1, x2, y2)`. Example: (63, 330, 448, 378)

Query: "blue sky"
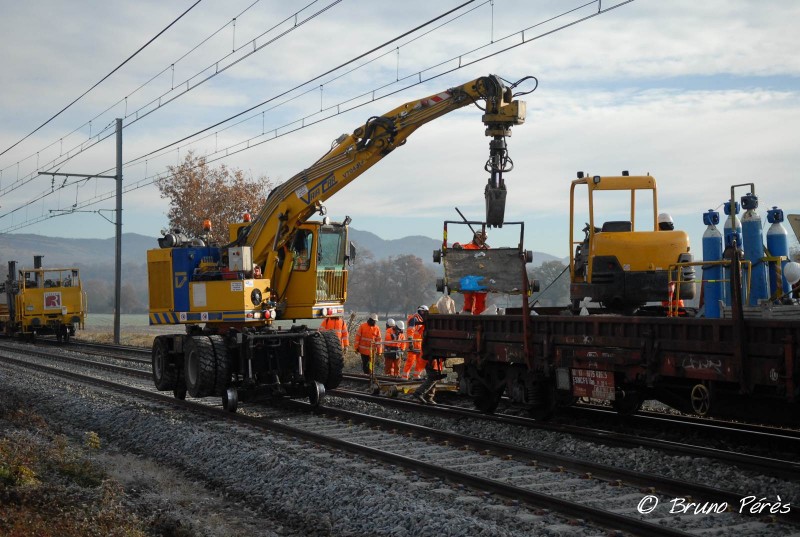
(0, 0, 798, 258)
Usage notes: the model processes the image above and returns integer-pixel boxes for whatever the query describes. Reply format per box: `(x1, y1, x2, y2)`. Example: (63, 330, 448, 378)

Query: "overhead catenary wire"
(0, 0, 634, 233)
(0, 0, 334, 198)
(0, 0, 265, 182)
(1, 0, 482, 208)
(0, 0, 485, 208)
(108, 0, 490, 171)
(120, 0, 623, 173)
(0, 0, 203, 160)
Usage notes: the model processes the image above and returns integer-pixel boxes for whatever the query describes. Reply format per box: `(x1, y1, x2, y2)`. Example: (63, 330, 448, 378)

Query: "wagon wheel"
(612, 389, 643, 416)
(473, 383, 504, 414)
(690, 383, 712, 416)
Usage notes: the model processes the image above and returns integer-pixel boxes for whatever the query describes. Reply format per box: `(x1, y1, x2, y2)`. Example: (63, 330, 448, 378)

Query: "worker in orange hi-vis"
(383, 318, 404, 377)
(319, 314, 350, 350)
(453, 230, 490, 314)
(395, 320, 408, 377)
(354, 313, 382, 374)
(403, 305, 427, 379)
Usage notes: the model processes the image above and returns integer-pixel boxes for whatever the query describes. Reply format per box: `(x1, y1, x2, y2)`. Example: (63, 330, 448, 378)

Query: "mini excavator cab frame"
(569, 172, 695, 312)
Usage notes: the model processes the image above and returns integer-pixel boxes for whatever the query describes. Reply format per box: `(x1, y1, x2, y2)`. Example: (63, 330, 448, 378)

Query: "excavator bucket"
(484, 184, 507, 227)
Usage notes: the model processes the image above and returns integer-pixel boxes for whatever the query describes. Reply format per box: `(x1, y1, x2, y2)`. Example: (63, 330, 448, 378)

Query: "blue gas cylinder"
(741, 193, 768, 306)
(766, 206, 790, 299)
(701, 209, 723, 318)
(722, 201, 742, 306)
(723, 200, 742, 248)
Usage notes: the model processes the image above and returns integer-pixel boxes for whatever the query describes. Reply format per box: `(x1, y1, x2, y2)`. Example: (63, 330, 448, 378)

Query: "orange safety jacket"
(319, 317, 350, 348)
(454, 240, 489, 251)
(354, 323, 382, 356)
(406, 321, 424, 353)
(384, 326, 405, 351)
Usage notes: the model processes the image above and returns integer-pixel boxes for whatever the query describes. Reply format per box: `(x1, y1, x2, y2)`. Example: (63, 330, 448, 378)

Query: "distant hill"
(348, 228, 564, 267)
(0, 232, 155, 268)
(0, 229, 565, 270)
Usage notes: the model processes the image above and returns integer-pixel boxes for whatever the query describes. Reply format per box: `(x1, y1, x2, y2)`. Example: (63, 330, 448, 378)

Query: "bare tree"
(529, 261, 570, 306)
(346, 253, 436, 315)
(156, 151, 273, 242)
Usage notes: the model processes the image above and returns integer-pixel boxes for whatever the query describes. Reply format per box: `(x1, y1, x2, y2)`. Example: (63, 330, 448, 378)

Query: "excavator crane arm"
(145, 75, 530, 410)
(240, 74, 528, 276)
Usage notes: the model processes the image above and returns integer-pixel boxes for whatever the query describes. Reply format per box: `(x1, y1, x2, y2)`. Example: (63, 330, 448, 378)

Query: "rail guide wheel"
(223, 387, 238, 413)
(309, 380, 326, 407)
(690, 383, 712, 416)
(173, 381, 187, 400)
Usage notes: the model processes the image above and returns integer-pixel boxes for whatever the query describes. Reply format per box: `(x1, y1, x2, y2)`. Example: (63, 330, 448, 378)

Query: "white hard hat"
(397, 320, 405, 330)
(418, 305, 429, 311)
(369, 313, 378, 321)
(386, 318, 396, 327)
(658, 213, 673, 225)
(785, 262, 800, 285)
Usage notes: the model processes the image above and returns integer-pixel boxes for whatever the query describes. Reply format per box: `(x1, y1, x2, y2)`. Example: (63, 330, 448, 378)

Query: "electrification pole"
(114, 118, 123, 345)
(38, 117, 124, 345)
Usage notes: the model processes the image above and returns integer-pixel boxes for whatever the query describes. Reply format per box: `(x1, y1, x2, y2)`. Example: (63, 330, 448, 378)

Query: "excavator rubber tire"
(305, 332, 330, 387)
(184, 336, 217, 398)
(152, 336, 177, 391)
(207, 334, 231, 396)
(319, 330, 344, 390)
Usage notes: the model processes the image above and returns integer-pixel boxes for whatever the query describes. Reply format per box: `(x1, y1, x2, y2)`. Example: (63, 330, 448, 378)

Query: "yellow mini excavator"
(569, 171, 696, 312)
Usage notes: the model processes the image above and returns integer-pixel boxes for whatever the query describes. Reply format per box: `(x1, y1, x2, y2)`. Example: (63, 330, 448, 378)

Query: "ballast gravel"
(0, 362, 607, 537)
(323, 394, 800, 505)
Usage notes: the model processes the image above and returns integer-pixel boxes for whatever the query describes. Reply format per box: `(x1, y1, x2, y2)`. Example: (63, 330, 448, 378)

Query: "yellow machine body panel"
(147, 246, 273, 325)
(590, 230, 691, 276)
(147, 248, 175, 313)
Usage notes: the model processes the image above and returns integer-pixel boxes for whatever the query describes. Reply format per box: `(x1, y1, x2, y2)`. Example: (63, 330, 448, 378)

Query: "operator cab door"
(280, 223, 348, 319)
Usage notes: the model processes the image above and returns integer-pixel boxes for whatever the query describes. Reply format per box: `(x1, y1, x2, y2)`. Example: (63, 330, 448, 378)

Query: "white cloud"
(0, 0, 798, 257)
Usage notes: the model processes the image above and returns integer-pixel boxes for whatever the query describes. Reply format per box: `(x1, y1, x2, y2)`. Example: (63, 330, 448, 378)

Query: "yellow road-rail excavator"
(147, 74, 531, 410)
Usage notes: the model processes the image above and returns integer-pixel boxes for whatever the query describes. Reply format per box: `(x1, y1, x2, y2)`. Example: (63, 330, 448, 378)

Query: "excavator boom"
(240, 75, 527, 271)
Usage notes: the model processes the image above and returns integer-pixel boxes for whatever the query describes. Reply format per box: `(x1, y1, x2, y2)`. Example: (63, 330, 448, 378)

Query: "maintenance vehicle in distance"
(0, 255, 86, 343)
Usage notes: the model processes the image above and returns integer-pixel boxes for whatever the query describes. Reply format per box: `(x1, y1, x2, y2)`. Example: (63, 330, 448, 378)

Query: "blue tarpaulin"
(459, 275, 487, 291)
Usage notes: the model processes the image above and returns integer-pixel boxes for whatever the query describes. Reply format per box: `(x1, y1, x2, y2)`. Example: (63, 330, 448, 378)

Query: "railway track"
(1, 344, 798, 535)
(342, 372, 800, 458)
(331, 387, 800, 482)
(8, 340, 800, 478)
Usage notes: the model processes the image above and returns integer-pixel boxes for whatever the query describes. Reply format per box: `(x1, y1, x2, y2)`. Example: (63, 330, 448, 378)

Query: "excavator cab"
(569, 172, 695, 312)
(272, 220, 349, 320)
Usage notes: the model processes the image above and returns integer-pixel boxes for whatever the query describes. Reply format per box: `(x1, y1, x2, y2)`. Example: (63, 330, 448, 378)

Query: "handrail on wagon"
(667, 259, 752, 318)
